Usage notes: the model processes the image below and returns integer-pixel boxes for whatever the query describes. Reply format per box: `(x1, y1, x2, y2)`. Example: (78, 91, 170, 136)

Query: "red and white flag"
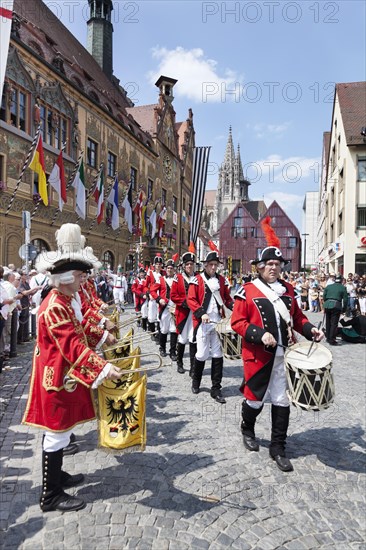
(158, 206, 167, 238)
(133, 190, 144, 232)
(0, 0, 13, 99)
(48, 150, 66, 211)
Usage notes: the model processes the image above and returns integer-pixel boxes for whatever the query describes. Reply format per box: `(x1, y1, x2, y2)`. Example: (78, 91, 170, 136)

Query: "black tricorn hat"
(250, 246, 289, 266)
(181, 252, 195, 264)
(166, 259, 175, 268)
(49, 258, 93, 274)
(154, 255, 163, 264)
(203, 251, 223, 264)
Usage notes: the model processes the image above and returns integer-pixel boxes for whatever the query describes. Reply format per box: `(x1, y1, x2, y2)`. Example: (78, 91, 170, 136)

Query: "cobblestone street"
(0, 311, 365, 549)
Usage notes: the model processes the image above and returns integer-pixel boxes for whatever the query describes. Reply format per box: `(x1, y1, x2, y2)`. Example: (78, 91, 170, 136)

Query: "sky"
(46, 0, 366, 230)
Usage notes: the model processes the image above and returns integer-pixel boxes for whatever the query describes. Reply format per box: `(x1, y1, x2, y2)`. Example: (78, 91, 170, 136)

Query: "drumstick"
(306, 321, 322, 357)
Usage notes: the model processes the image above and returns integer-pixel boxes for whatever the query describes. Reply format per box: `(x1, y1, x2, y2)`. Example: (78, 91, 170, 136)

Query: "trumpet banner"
(103, 327, 134, 360)
(98, 349, 147, 450)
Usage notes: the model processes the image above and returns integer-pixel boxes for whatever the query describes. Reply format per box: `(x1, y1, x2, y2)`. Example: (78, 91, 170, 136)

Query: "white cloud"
(243, 154, 321, 185)
(147, 46, 243, 103)
(250, 122, 291, 139)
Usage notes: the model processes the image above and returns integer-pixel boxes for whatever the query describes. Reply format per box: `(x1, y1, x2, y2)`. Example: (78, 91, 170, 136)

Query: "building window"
(103, 250, 114, 270)
(147, 178, 153, 200)
(39, 103, 69, 152)
(288, 236, 297, 248)
(172, 195, 177, 212)
(358, 157, 366, 181)
(31, 238, 50, 254)
(87, 138, 98, 168)
(130, 166, 137, 190)
(10, 87, 27, 131)
(338, 211, 343, 235)
(357, 207, 366, 228)
(161, 188, 167, 206)
(107, 151, 116, 177)
(0, 154, 5, 184)
(251, 227, 257, 238)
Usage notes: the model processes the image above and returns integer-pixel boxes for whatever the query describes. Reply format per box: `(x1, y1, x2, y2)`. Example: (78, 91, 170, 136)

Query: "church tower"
(87, 0, 114, 80)
(213, 127, 250, 232)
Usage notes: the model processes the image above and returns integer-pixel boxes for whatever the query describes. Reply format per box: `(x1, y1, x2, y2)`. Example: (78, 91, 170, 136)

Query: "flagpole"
(75, 163, 102, 224)
(103, 172, 117, 238)
(4, 125, 41, 217)
(50, 148, 84, 226)
(87, 166, 114, 235)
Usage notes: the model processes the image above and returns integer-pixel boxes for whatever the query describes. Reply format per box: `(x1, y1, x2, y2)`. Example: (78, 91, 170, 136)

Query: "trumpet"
(103, 331, 158, 352)
(63, 352, 169, 392)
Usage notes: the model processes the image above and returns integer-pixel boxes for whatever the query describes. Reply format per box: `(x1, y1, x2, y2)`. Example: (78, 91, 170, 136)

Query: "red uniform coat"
(78, 284, 106, 346)
(151, 276, 174, 316)
(231, 279, 314, 402)
(171, 272, 191, 333)
(22, 289, 108, 432)
(187, 272, 233, 333)
(131, 276, 147, 312)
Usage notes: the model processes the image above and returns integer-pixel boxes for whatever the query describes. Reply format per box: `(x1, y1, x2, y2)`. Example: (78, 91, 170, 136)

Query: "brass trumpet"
(63, 352, 170, 392)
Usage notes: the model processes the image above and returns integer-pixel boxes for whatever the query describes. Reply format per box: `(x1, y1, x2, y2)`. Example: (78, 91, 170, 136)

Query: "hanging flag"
(29, 133, 48, 206)
(0, 0, 13, 99)
(158, 206, 167, 238)
(141, 200, 148, 237)
(133, 190, 144, 234)
(208, 240, 219, 253)
(149, 205, 157, 239)
(122, 181, 133, 233)
(106, 175, 119, 230)
(189, 146, 211, 250)
(48, 150, 66, 211)
(94, 166, 104, 224)
(72, 158, 86, 219)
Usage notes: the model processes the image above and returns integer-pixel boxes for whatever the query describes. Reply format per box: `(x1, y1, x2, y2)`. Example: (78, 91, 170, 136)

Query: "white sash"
(253, 278, 291, 325)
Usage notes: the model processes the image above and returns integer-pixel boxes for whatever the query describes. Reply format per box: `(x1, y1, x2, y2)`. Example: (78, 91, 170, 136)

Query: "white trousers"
(247, 355, 289, 408)
(141, 300, 148, 318)
(43, 429, 73, 452)
(178, 311, 194, 344)
(148, 299, 158, 323)
(159, 303, 176, 334)
(113, 288, 125, 304)
(196, 322, 223, 362)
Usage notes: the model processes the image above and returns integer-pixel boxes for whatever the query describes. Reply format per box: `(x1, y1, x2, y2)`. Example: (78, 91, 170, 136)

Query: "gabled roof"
(126, 104, 158, 136)
(336, 82, 366, 146)
(243, 200, 266, 222)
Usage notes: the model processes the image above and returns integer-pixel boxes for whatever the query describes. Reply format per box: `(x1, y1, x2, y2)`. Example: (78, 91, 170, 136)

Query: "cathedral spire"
(224, 126, 235, 169)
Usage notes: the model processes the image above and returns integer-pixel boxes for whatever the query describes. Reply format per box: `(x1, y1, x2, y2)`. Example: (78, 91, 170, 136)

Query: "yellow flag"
(29, 134, 48, 205)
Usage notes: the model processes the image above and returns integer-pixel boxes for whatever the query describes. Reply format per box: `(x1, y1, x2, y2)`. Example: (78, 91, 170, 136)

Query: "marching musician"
(187, 251, 233, 404)
(22, 226, 120, 513)
(145, 255, 164, 340)
(131, 268, 148, 330)
(231, 217, 324, 472)
(151, 259, 178, 361)
(171, 252, 197, 375)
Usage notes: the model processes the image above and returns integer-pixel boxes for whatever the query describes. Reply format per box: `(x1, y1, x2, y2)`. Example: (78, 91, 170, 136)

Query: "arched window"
(31, 238, 50, 253)
(71, 76, 84, 91)
(125, 254, 134, 272)
(103, 250, 114, 270)
(89, 90, 100, 104)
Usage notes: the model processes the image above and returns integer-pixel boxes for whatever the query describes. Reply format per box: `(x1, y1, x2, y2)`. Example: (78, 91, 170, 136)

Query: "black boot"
(192, 359, 205, 394)
(40, 449, 86, 512)
(241, 401, 263, 451)
(148, 321, 155, 335)
(189, 343, 197, 378)
(176, 342, 185, 374)
(211, 357, 225, 403)
(169, 332, 178, 361)
(141, 318, 147, 332)
(159, 333, 168, 357)
(270, 405, 293, 472)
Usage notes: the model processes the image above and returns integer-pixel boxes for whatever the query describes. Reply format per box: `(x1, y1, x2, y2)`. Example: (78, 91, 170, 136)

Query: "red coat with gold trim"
(85, 277, 104, 309)
(231, 279, 315, 402)
(22, 289, 108, 432)
(187, 272, 233, 332)
(171, 272, 191, 334)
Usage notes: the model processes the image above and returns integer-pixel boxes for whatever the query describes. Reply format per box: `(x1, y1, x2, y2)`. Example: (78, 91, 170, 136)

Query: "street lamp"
(302, 233, 309, 273)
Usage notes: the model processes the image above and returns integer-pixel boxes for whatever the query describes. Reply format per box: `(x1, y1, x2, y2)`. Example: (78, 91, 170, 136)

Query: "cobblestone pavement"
(0, 310, 365, 549)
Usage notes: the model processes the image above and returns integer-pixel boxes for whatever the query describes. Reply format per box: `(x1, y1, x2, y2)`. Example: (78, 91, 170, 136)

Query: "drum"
(215, 318, 242, 360)
(284, 341, 335, 411)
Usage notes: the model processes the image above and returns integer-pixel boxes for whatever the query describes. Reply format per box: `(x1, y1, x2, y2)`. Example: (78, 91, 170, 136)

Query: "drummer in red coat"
(231, 217, 324, 472)
(187, 251, 233, 403)
(22, 231, 120, 513)
(171, 252, 197, 375)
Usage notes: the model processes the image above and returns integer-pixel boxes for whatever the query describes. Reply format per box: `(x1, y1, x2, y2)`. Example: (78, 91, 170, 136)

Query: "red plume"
(261, 216, 280, 247)
(172, 253, 179, 263)
(156, 252, 161, 257)
(189, 241, 196, 253)
(208, 240, 219, 253)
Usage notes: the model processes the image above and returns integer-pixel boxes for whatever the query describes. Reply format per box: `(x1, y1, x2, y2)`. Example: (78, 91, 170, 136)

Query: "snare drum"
(284, 341, 335, 411)
(215, 318, 242, 360)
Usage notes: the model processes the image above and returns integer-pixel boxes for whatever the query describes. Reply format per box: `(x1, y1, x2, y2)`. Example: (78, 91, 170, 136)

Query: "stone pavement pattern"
(0, 311, 365, 549)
